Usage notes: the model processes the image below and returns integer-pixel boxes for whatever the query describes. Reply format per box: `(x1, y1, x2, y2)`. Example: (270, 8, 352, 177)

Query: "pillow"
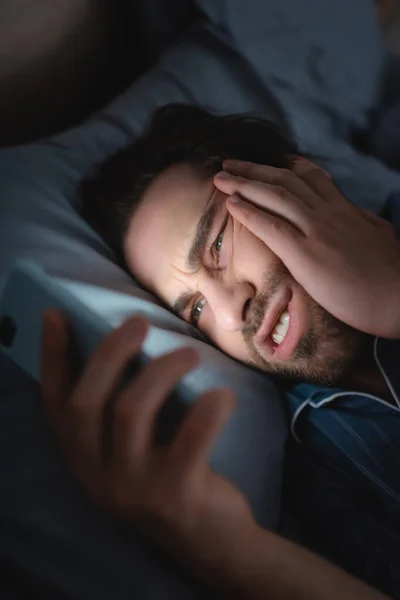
(0, 24, 287, 600)
(195, 0, 400, 213)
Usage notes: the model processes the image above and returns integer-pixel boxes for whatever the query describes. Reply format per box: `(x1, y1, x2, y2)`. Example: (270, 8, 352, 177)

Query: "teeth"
(271, 310, 290, 345)
(272, 331, 285, 345)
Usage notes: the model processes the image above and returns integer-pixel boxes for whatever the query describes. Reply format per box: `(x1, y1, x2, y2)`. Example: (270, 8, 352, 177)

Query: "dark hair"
(81, 104, 297, 264)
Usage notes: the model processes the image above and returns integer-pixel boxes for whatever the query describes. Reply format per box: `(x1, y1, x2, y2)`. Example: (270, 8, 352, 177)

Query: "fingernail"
(216, 171, 231, 179)
(227, 194, 241, 204)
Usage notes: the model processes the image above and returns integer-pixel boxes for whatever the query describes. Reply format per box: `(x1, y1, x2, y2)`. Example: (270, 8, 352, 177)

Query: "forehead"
(124, 162, 214, 301)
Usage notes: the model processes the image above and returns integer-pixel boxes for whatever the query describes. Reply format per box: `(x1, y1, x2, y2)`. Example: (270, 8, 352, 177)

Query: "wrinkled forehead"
(124, 162, 213, 300)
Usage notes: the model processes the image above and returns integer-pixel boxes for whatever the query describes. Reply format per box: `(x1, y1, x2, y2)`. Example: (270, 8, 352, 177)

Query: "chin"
(249, 299, 367, 387)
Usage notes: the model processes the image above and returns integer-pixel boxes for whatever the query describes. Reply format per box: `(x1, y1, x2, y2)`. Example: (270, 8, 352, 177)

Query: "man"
(42, 104, 400, 598)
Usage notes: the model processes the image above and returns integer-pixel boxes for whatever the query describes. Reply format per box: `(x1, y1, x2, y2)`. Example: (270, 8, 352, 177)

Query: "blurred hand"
(41, 311, 256, 574)
(214, 158, 400, 339)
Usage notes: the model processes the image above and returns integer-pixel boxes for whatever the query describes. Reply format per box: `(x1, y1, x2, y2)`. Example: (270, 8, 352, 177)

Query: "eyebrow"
(187, 199, 218, 272)
(172, 195, 218, 318)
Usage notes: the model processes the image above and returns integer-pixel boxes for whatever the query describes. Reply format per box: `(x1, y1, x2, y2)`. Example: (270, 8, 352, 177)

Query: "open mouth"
(254, 286, 304, 362)
(254, 287, 295, 358)
(270, 308, 290, 346)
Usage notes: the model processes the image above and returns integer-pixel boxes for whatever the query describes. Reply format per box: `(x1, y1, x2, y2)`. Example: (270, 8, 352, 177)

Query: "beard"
(242, 261, 368, 387)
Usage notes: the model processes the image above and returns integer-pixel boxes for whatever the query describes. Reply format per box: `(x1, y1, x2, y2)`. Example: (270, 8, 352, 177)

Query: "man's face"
(124, 163, 362, 385)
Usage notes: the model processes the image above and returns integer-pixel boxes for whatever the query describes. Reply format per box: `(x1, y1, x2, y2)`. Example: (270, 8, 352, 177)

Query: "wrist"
(183, 522, 264, 597)
(194, 526, 389, 600)
(198, 524, 274, 598)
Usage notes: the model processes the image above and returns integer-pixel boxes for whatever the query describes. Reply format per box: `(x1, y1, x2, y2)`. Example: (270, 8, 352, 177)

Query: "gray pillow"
(195, 0, 400, 212)
(0, 24, 287, 600)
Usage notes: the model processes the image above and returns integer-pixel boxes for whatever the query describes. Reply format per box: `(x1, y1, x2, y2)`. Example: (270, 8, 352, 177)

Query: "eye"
(190, 297, 206, 326)
(212, 215, 228, 262)
(214, 233, 223, 253)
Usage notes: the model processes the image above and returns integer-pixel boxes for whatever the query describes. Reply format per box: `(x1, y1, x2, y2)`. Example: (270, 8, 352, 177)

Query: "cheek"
(210, 329, 251, 363)
(199, 227, 281, 362)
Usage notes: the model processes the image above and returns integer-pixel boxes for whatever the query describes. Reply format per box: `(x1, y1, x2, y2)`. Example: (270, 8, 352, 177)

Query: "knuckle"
(275, 168, 295, 185)
(308, 220, 327, 241)
(241, 203, 254, 221)
(234, 176, 247, 191)
(273, 185, 287, 200)
(243, 162, 260, 178)
(305, 216, 320, 235)
(270, 217, 286, 234)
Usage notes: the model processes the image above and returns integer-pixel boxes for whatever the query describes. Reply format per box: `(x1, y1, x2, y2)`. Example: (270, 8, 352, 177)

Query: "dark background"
(0, 0, 201, 146)
(0, 0, 398, 147)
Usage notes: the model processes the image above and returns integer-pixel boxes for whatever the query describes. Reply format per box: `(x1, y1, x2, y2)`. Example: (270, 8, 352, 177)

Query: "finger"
(220, 161, 322, 209)
(169, 388, 237, 479)
(69, 316, 148, 462)
(215, 170, 317, 216)
(223, 157, 332, 178)
(227, 192, 304, 241)
(113, 347, 199, 465)
(41, 309, 72, 426)
(227, 194, 307, 271)
(215, 175, 314, 233)
(292, 158, 345, 205)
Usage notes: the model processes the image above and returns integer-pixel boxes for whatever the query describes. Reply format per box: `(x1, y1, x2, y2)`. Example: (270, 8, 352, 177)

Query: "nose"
(202, 278, 255, 332)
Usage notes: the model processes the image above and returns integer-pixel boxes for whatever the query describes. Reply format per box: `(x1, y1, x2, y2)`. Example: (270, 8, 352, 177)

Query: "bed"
(0, 1, 399, 598)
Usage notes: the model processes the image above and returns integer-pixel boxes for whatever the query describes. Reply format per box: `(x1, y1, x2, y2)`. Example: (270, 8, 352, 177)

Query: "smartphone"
(0, 260, 187, 445)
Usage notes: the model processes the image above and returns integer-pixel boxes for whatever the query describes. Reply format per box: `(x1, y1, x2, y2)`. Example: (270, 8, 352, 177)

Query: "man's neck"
(342, 354, 393, 404)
